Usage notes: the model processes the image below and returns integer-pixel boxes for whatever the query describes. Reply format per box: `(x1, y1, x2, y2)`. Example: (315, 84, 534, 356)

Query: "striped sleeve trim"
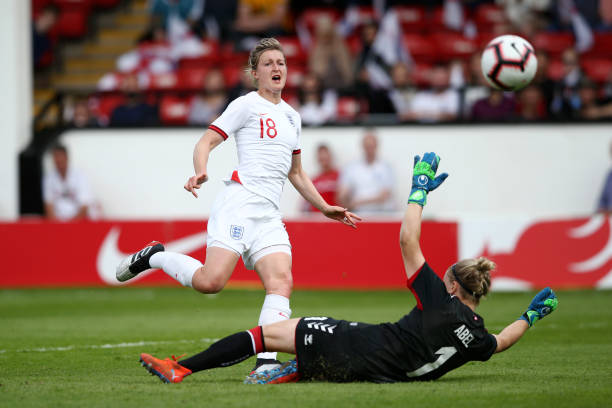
(209, 125, 228, 140)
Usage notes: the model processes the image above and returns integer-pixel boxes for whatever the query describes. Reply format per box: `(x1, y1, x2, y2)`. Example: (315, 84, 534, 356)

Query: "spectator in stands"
(308, 15, 354, 90)
(43, 144, 94, 221)
(388, 63, 417, 121)
(462, 53, 491, 118)
(71, 99, 99, 128)
(516, 85, 547, 121)
(338, 129, 395, 213)
(298, 73, 337, 126)
(597, 142, 612, 214)
(405, 64, 459, 123)
(551, 48, 584, 119)
(531, 50, 556, 116)
(198, 0, 238, 41)
(578, 78, 612, 120)
(110, 74, 158, 126)
(471, 90, 516, 122)
(188, 69, 227, 125)
(304, 144, 339, 212)
(32, 5, 59, 68)
(233, 0, 290, 51)
(226, 70, 257, 106)
(354, 20, 395, 114)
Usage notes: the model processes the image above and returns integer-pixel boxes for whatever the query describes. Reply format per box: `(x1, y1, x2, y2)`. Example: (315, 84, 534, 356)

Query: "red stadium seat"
(178, 40, 221, 68)
(474, 4, 507, 30)
(402, 34, 437, 62)
(160, 95, 192, 125)
(276, 36, 306, 65)
(336, 96, 366, 122)
(581, 58, 612, 83)
(429, 6, 464, 32)
(177, 67, 209, 90)
(350, 6, 377, 26)
(546, 59, 565, 81)
(53, 0, 92, 10)
(411, 63, 433, 86)
(394, 6, 426, 33)
(533, 32, 574, 56)
(149, 72, 178, 91)
(32, 0, 52, 17)
(92, 0, 121, 8)
(222, 65, 243, 87)
(286, 66, 305, 89)
(89, 93, 125, 124)
(432, 33, 478, 61)
(583, 33, 612, 59)
(56, 10, 89, 38)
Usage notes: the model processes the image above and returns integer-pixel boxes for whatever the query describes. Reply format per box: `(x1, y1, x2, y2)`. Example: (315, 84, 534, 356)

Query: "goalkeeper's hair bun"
(449, 257, 496, 305)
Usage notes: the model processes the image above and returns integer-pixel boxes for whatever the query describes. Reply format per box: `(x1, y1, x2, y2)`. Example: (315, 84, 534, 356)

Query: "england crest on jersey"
(230, 225, 244, 240)
(285, 113, 296, 129)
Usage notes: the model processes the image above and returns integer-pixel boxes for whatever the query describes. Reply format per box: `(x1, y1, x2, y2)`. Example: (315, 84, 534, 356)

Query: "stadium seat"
(160, 95, 192, 125)
(178, 40, 221, 68)
(546, 59, 565, 81)
(533, 32, 574, 56)
(149, 72, 178, 91)
(349, 5, 377, 26)
(432, 33, 478, 61)
(286, 66, 305, 89)
(89, 93, 125, 124)
(222, 65, 243, 87)
(336, 96, 366, 122)
(429, 6, 464, 32)
(583, 33, 612, 59)
(92, 0, 121, 8)
(402, 34, 437, 62)
(56, 9, 89, 38)
(394, 6, 426, 33)
(276, 36, 306, 65)
(581, 58, 612, 83)
(473, 4, 507, 30)
(177, 67, 208, 90)
(411, 63, 433, 87)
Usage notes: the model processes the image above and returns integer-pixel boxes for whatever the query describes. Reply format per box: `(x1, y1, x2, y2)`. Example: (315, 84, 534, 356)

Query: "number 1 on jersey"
(259, 118, 277, 139)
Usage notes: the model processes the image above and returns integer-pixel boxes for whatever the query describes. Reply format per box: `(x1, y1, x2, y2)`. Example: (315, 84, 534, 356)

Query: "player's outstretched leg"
(116, 241, 165, 282)
(244, 360, 300, 384)
(140, 353, 192, 384)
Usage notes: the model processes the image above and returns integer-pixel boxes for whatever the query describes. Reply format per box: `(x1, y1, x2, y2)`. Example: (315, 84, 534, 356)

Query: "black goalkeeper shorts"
(295, 316, 373, 382)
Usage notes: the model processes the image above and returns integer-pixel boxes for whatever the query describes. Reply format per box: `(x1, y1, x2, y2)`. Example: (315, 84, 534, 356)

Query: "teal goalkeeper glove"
(408, 152, 449, 206)
(519, 287, 559, 327)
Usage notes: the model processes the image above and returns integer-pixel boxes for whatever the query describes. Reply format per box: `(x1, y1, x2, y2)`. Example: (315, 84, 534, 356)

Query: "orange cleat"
(139, 353, 192, 384)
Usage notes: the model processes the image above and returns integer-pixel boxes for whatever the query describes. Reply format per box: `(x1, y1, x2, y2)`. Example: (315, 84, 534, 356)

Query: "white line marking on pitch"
(0, 338, 218, 354)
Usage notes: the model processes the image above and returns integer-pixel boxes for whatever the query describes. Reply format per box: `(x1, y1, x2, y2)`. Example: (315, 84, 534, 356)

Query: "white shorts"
(207, 181, 291, 270)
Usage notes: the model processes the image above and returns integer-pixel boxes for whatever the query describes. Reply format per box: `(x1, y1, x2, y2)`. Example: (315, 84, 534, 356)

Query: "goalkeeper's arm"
(492, 320, 529, 353)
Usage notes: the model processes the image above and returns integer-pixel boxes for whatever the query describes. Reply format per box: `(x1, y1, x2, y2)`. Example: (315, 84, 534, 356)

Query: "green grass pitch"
(1, 287, 611, 408)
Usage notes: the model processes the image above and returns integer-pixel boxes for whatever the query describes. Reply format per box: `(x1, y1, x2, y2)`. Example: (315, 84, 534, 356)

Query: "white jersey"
(209, 91, 301, 208)
(42, 166, 93, 220)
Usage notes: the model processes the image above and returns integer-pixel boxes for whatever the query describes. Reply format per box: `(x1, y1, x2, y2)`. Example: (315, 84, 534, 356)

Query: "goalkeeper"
(139, 152, 559, 384)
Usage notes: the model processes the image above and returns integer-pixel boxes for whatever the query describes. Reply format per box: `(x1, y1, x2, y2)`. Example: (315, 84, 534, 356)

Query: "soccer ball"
(480, 34, 538, 91)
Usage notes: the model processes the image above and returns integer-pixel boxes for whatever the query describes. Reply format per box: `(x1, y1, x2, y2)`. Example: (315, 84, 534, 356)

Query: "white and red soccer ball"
(480, 34, 538, 91)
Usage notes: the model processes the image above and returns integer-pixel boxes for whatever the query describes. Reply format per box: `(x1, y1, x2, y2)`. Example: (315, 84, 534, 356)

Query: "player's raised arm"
(400, 153, 448, 280)
(184, 129, 225, 198)
(288, 152, 361, 228)
(492, 287, 558, 353)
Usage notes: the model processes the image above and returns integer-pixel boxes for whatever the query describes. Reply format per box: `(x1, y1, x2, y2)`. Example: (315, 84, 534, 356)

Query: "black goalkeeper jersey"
(295, 262, 497, 383)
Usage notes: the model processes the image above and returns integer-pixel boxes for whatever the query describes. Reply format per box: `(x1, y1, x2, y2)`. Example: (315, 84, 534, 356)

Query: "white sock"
(257, 294, 291, 361)
(149, 252, 202, 288)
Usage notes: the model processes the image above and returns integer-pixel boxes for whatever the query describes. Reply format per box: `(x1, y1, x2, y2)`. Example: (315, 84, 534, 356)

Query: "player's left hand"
(322, 206, 362, 229)
(519, 287, 558, 327)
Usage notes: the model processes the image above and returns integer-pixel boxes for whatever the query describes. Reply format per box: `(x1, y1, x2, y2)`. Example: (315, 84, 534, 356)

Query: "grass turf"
(1, 288, 611, 407)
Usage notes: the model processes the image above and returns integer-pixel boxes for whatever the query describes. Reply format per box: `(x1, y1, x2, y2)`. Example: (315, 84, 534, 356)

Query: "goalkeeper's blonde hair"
(447, 257, 495, 305)
(246, 37, 285, 87)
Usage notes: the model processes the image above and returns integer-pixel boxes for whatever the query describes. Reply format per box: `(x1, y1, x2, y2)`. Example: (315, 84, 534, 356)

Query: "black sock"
(179, 330, 262, 373)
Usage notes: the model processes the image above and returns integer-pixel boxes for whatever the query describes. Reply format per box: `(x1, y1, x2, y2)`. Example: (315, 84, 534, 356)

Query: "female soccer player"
(116, 38, 361, 372)
(137, 152, 559, 384)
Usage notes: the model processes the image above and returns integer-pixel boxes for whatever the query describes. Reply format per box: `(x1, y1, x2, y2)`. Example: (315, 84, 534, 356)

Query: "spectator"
(338, 129, 395, 213)
(198, 0, 238, 41)
(531, 50, 556, 116)
(188, 69, 227, 125)
(110, 74, 158, 126)
(578, 78, 612, 120)
(387, 63, 417, 121)
(32, 5, 58, 68)
(43, 144, 94, 221)
(354, 20, 395, 114)
(304, 144, 340, 212)
(462, 53, 491, 118)
(405, 64, 460, 123)
(471, 90, 516, 122)
(516, 85, 547, 121)
(71, 98, 99, 128)
(226, 69, 257, 105)
(597, 142, 612, 214)
(150, 0, 205, 32)
(233, 0, 290, 50)
(308, 15, 354, 90)
(551, 48, 584, 119)
(298, 73, 337, 126)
